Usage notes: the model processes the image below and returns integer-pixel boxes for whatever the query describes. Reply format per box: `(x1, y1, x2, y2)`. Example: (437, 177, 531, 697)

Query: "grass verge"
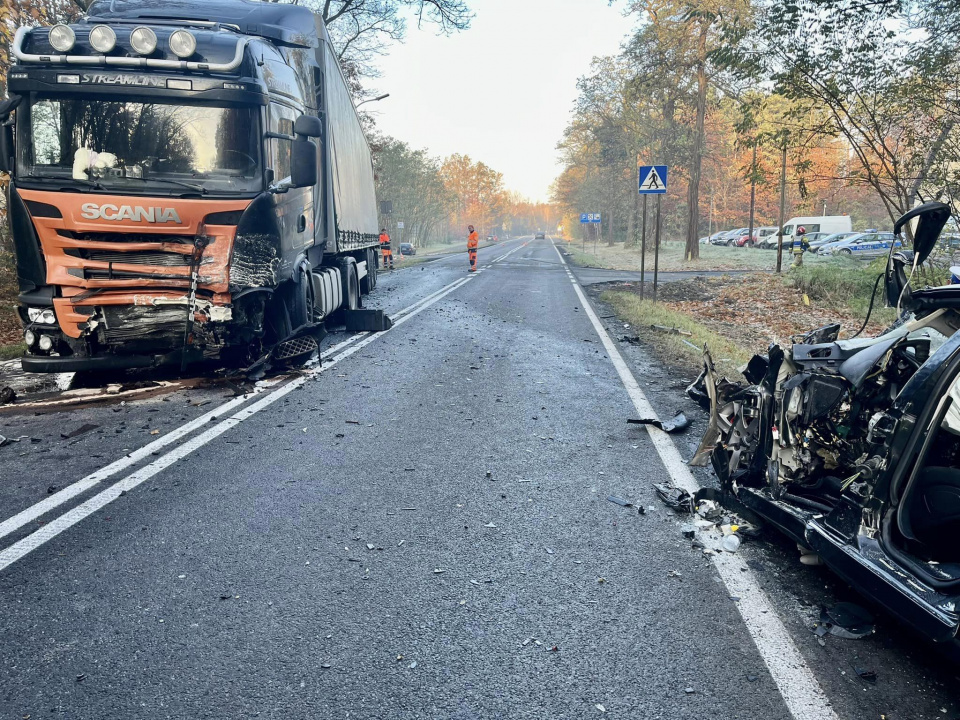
(789, 259, 896, 325)
(567, 240, 810, 273)
(0, 343, 25, 361)
(602, 289, 752, 379)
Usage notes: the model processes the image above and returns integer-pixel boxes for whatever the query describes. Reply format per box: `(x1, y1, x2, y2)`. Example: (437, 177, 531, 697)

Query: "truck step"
(343, 309, 393, 332)
(273, 334, 319, 362)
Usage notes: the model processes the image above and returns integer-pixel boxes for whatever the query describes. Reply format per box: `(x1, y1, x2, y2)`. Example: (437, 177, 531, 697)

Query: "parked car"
(715, 228, 749, 245)
(535, 231, 546, 239)
(730, 229, 759, 247)
(687, 201, 960, 659)
(400, 242, 415, 256)
(808, 231, 856, 251)
(755, 227, 780, 249)
(711, 229, 737, 245)
(819, 231, 899, 258)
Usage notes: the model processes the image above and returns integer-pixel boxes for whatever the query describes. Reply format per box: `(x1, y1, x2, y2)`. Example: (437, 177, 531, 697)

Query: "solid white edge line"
(0, 273, 476, 572)
(548, 239, 838, 720)
(0, 272, 473, 543)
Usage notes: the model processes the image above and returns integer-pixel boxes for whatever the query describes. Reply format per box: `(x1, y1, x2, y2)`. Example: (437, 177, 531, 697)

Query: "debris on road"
(628, 413, 690, 433)
(0, 386, 16, 405)
(606, 495, 633, 507)
(595, 704, 606, 713)
(855, 666, 878, 683)
(483, 522, 497, 528)
(815, 602, 876, 640)
(654, 483, 693, 513)
(60, 423, 99, 439)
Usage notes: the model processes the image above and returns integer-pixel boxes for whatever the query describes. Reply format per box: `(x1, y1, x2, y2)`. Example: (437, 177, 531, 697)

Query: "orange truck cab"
(3, 0, 381, 372)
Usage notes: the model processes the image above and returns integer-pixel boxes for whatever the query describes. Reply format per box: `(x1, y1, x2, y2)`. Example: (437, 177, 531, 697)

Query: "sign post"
(640, 196, 647, 300)
(580, 213, 602, 254)
(638, 165, 668, 301)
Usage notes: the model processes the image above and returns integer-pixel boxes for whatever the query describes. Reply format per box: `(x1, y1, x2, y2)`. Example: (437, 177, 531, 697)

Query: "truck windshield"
(18, 96, 262, 194)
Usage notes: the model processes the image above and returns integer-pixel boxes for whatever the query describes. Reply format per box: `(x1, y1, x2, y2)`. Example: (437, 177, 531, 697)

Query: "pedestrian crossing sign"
(638, 165, 668, 194)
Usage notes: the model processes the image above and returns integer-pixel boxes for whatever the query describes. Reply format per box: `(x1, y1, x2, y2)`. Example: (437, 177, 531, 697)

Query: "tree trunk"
(607, 208, 615, 246)
(684, 21, 709, 262)
(627, 196, 637, 249)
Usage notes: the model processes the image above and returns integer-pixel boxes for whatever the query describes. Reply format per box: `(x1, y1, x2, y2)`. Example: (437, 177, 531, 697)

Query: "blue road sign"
(580, 213, 602, 224)
(638, 165, 668, 194)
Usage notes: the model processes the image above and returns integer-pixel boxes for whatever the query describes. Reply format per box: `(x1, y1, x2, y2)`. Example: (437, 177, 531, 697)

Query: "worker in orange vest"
(467, 224, 479, 272)
(379, 228, 394, 270)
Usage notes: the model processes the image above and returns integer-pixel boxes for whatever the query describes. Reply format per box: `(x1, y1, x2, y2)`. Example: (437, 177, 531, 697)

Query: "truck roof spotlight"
(89, 24, 116, 53)
(130, 26, 157, 56)
(168, 29, 197, 59)
(49, 24, 76, 53)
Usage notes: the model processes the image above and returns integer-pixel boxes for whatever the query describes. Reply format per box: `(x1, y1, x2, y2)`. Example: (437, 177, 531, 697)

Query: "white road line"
(0, 273, 475, 573)
(548, 240, 838, 720)
(0, 331, 368, 543)
(0, 273, 471, 545)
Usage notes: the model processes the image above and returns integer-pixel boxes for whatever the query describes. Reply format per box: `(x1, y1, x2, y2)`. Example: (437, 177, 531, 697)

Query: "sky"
(368, 0, 634, 203)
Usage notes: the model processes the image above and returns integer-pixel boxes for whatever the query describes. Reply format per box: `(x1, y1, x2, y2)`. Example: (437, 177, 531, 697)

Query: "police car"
(818, 231, 900, 258)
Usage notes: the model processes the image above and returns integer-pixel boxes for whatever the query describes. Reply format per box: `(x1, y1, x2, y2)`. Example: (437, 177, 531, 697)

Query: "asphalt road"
(0, 236, 957, 719)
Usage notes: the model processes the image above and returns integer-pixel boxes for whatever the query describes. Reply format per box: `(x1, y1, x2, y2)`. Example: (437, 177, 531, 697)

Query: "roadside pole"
(776, 143, 787, 273)
(653, 194, 661, 302)
(748, 142, 757, 248)
(640, 195, 647, 300)
(593, 221, 598, 255)
(638, 164, 668, 301)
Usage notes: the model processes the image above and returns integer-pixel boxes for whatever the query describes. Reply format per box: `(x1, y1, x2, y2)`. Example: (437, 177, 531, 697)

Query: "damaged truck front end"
(6, 1, 384, 373)
(690, 202, 960, 654)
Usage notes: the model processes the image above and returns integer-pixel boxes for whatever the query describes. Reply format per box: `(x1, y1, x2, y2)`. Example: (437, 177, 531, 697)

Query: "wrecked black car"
(690, 201, 960, 656)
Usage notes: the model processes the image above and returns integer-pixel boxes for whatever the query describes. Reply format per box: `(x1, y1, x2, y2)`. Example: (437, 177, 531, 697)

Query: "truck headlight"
(24, 329, 36, 347)
(168, 29, 197, 59)
(38, 335, 54, 352)
(27, 308, 57, 324)
(89, 25, 117, 53)
(49, 24, 76, 53)
(130, 26, 158, 55)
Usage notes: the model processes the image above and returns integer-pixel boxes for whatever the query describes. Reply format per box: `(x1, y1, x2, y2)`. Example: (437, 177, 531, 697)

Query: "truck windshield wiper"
(126, 176, 207, 195)
(23, 175, 104, 191)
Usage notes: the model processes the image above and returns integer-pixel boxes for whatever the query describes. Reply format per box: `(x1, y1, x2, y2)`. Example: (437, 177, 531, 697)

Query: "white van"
(781, 216, 852, 248)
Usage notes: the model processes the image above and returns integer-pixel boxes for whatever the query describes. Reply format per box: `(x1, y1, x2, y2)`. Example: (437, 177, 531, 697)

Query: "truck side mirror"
(290, 139, 317, 188)
(294, 115, 322, 138)
(0, 124, 14, 173)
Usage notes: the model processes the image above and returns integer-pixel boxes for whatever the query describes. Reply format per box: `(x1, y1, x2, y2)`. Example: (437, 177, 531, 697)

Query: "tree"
(269, 0, 472, 90)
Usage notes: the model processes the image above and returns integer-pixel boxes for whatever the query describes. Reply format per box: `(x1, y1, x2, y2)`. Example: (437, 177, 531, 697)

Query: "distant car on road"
(486, 235, 494, 243)
(535, 232, 546, 239)
(400, 242, 415, 256)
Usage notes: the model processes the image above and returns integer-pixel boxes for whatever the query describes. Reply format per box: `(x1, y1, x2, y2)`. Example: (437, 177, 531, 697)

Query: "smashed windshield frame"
(17, 95, 263, 195)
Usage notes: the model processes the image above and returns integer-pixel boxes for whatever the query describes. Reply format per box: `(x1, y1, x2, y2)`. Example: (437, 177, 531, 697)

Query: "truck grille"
(61, 230, 196, 244)
(101, 306, 186, 343)
(73, 249, 194, 267)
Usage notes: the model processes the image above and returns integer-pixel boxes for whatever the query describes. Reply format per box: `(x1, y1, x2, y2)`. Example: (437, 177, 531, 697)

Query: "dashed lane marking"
(546, 236, 839, 720)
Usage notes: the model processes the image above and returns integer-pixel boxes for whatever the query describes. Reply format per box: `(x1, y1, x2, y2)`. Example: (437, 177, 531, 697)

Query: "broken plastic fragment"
(654, 483, 693, 513)
(607, 495, 633, 507)
(628, 413, 690, 433)
(818, 603, 875, 639)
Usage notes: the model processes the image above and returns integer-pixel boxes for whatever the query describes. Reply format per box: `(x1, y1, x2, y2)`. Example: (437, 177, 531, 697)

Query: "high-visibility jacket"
(467, 231, 479, 250)
(379, 233, 391, 249)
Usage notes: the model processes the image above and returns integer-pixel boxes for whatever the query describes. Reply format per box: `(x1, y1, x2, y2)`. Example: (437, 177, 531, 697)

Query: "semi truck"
(2, 0, 385, 372)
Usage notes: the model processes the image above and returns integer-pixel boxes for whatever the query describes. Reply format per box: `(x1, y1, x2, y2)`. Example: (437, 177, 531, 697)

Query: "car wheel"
(840, 248, 852, 256)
